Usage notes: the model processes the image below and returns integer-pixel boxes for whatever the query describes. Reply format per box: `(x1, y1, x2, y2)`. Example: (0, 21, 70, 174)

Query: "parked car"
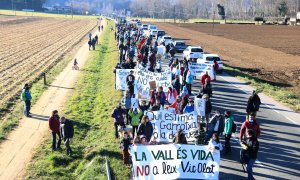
(142, 24, 149, 31)
(148, 24, 157, 31)
(160, 35, 173, 45)
(150, 30, 158, 38)
(172, 41, 187, 53)
(156, 30, 166, 39)
(197, 54, 223, 73)
(183, 46, 203, 61)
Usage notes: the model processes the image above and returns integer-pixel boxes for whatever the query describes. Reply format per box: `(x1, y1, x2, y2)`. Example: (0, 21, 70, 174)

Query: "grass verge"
(25, 21, 130, 179)
(0, 52, 76, 141)
(224, 66, 300, 111)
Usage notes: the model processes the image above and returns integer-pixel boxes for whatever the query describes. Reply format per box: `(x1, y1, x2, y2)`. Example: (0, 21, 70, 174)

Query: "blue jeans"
(247, 159, 256, 180)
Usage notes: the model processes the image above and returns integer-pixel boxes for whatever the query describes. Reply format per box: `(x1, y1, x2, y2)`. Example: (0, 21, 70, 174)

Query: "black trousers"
(52, 132, 61, 150)
(132, 125, 138, 138)
(225, 134, 232, 153)
(186, 83, 192, 95)
(114, 122, 125, 138)
(24, 100, 31, 116)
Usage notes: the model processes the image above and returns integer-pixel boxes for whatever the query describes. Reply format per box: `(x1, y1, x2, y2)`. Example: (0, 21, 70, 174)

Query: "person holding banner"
(128, 108, 142, 138)
(173, 129, 187, 144)
(202, 94, 212, 132)
(137, 115, 153, 142)
(208, 133, 223, 154)
(166, 85, 178, 105)
(111, 104, 126, 139)
(156, 86, 166, 106)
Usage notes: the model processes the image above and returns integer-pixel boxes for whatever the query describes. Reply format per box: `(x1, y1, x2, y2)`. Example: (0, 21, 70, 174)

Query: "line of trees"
(0, 0, 47, 11)
(129, 0, 300, 20)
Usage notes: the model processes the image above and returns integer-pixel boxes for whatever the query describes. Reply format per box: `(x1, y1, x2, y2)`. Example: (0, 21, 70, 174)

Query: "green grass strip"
(224, 66, 300, 111)
(25, 21, 130, 179)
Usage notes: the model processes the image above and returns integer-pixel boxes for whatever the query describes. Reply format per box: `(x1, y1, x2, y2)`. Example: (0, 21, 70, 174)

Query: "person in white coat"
(208, 133, 223, 154)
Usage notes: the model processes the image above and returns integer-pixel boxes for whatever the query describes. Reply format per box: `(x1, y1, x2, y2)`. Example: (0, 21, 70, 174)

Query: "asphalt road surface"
(161, 52, 300, 180)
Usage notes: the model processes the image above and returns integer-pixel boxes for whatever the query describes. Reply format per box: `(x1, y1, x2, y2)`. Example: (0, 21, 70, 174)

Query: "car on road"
(150, 30, 158, 38)
(172, 41, 187, 53)
(137, 22, 142, 29)
(183, 46, 203, 60)
(142, 24, 149, 31)
(148, 24, 157, 31)
(197, 54, 224, 73)
(156, 30, 166, 39)
(160, 35, 173, 45)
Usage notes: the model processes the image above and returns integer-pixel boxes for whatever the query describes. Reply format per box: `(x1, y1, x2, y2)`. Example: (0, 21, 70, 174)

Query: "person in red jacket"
(201, 71, 211, 87)
(239, 114, 261, 142)
(213, 60, 219, 81)
(48, 110, 61, 151)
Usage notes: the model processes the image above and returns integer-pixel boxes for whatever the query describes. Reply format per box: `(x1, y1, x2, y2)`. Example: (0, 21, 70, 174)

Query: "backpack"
(231, 121, 237, 133)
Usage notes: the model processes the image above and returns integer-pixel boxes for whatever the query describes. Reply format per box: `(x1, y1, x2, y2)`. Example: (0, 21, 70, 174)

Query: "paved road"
(161, 52, 300, 179)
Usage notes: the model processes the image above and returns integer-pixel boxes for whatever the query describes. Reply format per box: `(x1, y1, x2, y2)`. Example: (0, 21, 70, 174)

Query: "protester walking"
(213, 60, 219, 81)
(241, 129, 259, 180)
(21, 83, 32, 117)
(166, 85, 178, 105)
(201, 71, 211, 87)
(185, 70, 193, 95)
(240, 114, 261, 142)
(60, 117, 74, 156)
(173, 129, 187, 144)
(111, 104, 126, 139)
(128, 108, 142, 138)
(137, 115, 153, 142)
(48, 110, 61, 151)
(223, 111, 234, 154)
(202, 78, 213, 97)
(246, 90, 261, 118)
(201, 94, 212, 131)
(156, 86, 166, 106)
(120, 131, 132, 165)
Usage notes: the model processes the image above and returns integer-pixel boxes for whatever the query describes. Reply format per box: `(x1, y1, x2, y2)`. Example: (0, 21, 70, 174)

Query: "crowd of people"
(112, 21, 262, 180)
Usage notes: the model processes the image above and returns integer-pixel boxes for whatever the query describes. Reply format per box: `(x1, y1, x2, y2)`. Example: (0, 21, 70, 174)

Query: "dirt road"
(0, 22, 104, 179)
(157, 23, 300, 91)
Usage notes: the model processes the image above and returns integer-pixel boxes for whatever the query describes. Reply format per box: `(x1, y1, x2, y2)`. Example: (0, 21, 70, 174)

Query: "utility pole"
(212, 11, 215, 35)
(71, 0, 74, 19)
(173, 5, 176, 23)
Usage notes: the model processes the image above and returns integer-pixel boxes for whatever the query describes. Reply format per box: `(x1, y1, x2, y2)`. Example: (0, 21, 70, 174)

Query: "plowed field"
(0, 16, 97, 107)
(157, 23, 300, 91)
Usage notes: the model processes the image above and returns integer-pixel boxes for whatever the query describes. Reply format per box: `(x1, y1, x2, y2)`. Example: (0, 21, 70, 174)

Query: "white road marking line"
(219, 75, 299, 125)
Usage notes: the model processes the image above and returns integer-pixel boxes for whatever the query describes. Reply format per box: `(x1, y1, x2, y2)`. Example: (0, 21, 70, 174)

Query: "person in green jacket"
(224, 111, 234, 154)
(128, 108, 142, 138)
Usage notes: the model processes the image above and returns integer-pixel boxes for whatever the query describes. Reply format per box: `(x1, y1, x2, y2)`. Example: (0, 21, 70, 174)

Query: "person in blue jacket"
(21, 83, 32, 117)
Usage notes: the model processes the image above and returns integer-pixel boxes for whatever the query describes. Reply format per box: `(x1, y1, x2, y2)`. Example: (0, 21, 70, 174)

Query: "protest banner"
(135, 65, 172, 99)
(144, 110, 198, 142)
(157, 45, 166, 55)
(194, 98, 206, 116)
(130, 144, 220, 180)
(116, 69, 135, 90)
(188, 63, 211, 77)
(131, 98, 139, 109)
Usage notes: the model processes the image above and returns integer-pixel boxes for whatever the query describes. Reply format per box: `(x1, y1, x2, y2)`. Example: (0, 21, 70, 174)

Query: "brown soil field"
(0, 16, 97, 108)
(157, 23, 300, 93)
(171, 23, 300, 56)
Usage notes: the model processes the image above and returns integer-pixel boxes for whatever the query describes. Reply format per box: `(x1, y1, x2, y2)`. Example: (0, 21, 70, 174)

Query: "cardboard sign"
(131, 98, 139, 109)
(116, 69, 135, 90)
(194, 98, 206, 116)
(144, 110, 198, 142)
(130, 144, 220, 180)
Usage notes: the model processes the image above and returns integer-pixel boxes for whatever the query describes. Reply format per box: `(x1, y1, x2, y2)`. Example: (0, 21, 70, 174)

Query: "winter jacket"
(166, 88, 178, 104)
(157, 91, 166, 104)
(205, 99, 212, 115)
(224, 116, 234, 135)
(169, 101, 181, 114)
(111, 108, 124, 124)
(122, 96, 131, 109)
(245, 136, 259, 159)
(137, 122, 153, 142)
(172, 79, 181, 94)
(120, 137, 132, 151)
(209, 115, 224, 134)
(60, 120, 74, 139)
(208, 139, 223, 153)
(240, 119, 261, 141)
(202, 84, 212, 97)
(21, 89, 32, 101)
(128, 110, 142, 126)
(49, 115, 60, 133)
(183, 105, 194, 113)
(186, 72, 193, 85)
(201, 74, 211, 86)
(246, 94, 261, 113)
